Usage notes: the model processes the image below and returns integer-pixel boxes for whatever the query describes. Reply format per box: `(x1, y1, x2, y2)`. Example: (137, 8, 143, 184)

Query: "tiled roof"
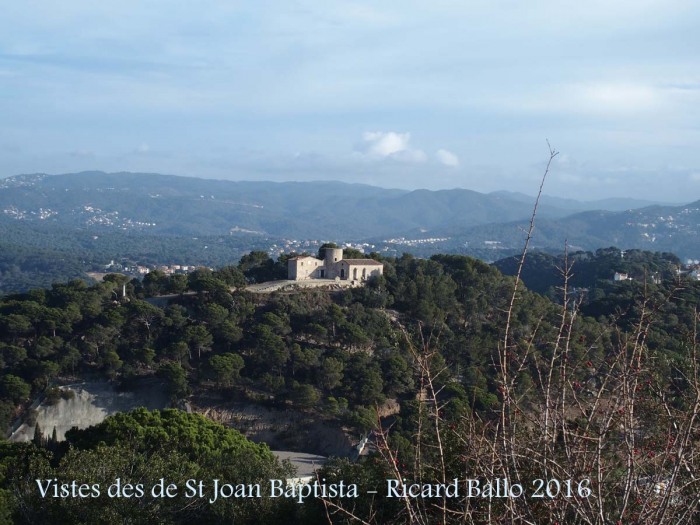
(341, 259, 383, 266)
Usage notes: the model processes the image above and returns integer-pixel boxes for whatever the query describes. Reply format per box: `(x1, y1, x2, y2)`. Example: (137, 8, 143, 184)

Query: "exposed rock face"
(9, 381, 168, 442)
(197, 401, 354, 458)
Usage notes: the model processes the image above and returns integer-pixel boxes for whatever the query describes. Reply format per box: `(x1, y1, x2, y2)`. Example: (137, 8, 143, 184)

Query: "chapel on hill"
(287, 247, 383, 282)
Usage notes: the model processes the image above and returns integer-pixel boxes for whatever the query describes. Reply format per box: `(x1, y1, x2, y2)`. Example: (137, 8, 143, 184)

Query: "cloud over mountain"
(360, 131, 427, 163)
(436, 149, 459, 167)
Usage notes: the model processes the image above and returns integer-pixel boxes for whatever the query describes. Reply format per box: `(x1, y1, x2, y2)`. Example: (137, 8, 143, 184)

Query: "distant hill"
(1, 171, 698, 288)
(429, 201, 700, 260)
(494, 248, 681, 296)
(0, 171, 645, 240)
(489, 191, 673, 212)
(0, 219, 271, 295)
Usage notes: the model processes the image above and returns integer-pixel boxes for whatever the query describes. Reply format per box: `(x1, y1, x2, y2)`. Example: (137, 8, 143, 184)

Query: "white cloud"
(575, 83, 661, 114)
(396, 149, 428, 163)
(436, 148, 459, 167)
(361, 131, 426, 162)
(506, 81, 671, 118)
(363, 131, 408, 156)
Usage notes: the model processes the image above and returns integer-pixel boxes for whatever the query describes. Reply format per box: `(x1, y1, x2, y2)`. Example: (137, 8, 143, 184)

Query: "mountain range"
(431, 202, 700, 260)
(1, 171, 698, 260)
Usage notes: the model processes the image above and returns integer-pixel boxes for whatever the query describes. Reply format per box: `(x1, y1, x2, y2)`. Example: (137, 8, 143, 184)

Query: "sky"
(1, 0, 699, 202)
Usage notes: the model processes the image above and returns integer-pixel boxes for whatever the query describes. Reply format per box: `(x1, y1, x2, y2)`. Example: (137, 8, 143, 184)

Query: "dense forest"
(0, 220, 272, 295)
(1, 247, 700, 523)
(495, 247, 681, 297)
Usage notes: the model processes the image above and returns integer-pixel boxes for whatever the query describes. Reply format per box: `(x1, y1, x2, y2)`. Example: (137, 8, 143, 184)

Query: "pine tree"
(49, 426, 58, 451)
(32, 422, 43, 448)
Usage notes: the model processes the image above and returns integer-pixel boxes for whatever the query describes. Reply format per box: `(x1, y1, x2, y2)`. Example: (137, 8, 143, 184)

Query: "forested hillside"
(2, 172, 697, 294)
(0, 172, 579, 238)
(1, 250, 699, 523)
(0, 220, 272, 295)
(495, 247, 681, 297)
(438, 202, 700, 260)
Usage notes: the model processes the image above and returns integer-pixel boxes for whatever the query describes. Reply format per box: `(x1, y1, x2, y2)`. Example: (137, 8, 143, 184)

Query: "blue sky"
(1, 1, 699, 201)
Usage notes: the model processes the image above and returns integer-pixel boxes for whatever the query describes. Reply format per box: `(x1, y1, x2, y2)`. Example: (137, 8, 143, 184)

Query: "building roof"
(341, 259, 383, 266)
(288, 255, 320, 261)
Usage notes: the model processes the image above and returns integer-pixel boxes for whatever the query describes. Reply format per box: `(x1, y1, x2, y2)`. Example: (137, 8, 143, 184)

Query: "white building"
(288, 247, 383, 282)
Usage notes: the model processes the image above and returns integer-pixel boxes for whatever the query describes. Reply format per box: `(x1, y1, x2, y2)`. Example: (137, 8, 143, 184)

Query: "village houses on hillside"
(288, 247, 383, 283)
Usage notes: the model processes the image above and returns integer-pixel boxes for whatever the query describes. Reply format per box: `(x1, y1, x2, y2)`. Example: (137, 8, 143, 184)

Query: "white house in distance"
(288, 247, 383, 282)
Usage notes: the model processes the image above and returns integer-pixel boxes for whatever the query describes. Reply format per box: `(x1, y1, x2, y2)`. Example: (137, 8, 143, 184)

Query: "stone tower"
(324, 247, 343, 268)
